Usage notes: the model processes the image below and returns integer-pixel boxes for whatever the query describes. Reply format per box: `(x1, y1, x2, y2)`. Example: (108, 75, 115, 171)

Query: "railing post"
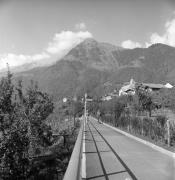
(167, 119, 170, 147)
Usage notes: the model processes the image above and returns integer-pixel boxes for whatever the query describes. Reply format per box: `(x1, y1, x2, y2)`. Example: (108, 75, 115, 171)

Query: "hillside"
(14, 39, 175, 100)
(63, 38, 122, 71)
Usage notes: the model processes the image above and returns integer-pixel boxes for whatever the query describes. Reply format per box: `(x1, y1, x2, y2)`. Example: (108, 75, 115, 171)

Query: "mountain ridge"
(13, 39, 175, 100)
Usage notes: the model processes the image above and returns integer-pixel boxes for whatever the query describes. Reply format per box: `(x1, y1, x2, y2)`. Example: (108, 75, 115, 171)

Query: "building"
(141, 83, 165, 91)
(119, 78, 136, 96)
(119, 78, 173, 96)
(141, 82, 173, 92)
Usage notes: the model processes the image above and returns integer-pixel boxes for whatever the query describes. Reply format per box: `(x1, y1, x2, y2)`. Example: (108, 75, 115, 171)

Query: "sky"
(0, 0, 175, 70)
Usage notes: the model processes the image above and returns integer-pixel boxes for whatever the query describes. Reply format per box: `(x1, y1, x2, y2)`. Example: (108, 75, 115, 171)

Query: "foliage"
(135, 85, 156, 116)
(111, 97, 127, 126)
(0, 71, 54, 179)
(156, 115, 167, 128)
(71, 100, 84, 119)
(155, 88, 175, 111)
(94, 92, 175, 148)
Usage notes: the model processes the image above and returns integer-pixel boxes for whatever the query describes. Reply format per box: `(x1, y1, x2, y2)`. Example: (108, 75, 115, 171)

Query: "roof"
(164, 83, 173, 88)
(142, 83, 165, 89)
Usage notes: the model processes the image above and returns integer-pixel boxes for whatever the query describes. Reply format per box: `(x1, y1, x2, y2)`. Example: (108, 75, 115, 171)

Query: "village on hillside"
(101, 78, 174, 101)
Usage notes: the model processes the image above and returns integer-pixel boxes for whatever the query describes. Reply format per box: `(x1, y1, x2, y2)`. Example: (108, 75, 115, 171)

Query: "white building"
(119, 78, 136, 96)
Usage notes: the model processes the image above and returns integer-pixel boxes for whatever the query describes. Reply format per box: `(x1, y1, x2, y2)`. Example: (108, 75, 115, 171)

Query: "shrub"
(131, 116, 141, 134)
(156, 115, 167, 128)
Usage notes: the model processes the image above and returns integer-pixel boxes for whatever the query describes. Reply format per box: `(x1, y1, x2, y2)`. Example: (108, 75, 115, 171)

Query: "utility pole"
(84, 93, 87, 123)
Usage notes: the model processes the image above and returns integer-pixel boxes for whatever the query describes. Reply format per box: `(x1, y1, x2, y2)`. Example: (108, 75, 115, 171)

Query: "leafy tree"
(0, 71, 54, 179)
(155, 88, 175, 111)
(135, 85, 155, 117)
(88, 98, 101, 116)
(0, 69, 14, 134)
(21, 80, 54, 155)
(0, 70, 29, 179)
(110, 97, 126, 126)
(70, 100, 83, 126)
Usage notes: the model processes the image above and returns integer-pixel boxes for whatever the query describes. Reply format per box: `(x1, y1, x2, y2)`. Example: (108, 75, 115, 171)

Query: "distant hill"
(14, 39, 175, 100)
(110, 43, 175, 84)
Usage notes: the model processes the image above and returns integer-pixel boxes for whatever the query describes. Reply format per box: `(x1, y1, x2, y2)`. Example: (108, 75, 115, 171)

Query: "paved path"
(83, 117, 174, 180)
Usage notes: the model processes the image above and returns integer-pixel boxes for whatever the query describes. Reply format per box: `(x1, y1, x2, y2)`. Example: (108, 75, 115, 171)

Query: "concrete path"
(83, 117, 174, 180)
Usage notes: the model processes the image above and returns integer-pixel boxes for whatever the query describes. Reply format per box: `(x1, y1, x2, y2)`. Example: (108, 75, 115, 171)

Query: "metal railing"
(63, 118, 84, 180)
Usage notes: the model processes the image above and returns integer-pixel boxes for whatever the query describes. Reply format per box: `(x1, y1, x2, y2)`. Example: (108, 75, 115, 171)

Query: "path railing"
(63, 117, 84, 180)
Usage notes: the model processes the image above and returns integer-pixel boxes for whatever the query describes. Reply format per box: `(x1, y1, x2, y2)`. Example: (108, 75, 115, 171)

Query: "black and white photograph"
(0, 0, 174, 179)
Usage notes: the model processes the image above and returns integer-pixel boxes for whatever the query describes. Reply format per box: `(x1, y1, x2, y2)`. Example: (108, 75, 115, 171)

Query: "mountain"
(63, 38, 123, 71)
(14, 38, 121, 100)
(14, 39, 175, 100)
(109, 43, 175, 84)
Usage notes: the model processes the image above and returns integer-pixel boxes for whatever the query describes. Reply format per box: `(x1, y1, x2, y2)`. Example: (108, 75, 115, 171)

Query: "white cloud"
(0, 30, 92, 71)
(147, 16, 175, 46)
(149, 33, 166, 44)
(46, 31, 92, 55)
(32, 52, 50, 61)
(0, 52, 50, 70)
(121, 14, 175, 48)
(121, 40, 142, 49)
(75, 22, 87, 30)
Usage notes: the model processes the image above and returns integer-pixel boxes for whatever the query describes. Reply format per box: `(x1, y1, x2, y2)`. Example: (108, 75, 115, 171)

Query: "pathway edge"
(91, 117, 175, 158)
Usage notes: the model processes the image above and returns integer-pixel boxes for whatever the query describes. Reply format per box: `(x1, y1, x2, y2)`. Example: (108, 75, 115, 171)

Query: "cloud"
(0, 30, 92, 71)
(0, 52, 50, 70)
(75, 22, 87, 30)
(147, 16, 175, 46)
(46, 31, 92, 55)
(121, 14, 175, 48)
(121, 40, 142, 49)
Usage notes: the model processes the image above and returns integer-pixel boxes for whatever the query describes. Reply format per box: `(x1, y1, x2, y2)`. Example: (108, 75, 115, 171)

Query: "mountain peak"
(62, 38, 121, 70)
(79, 38, 98, 47)
(82, 38, 97, 43)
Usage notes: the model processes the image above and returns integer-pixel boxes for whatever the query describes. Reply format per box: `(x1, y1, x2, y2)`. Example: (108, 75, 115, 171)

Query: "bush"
(170, 124, 175, 145)
(131, 116, 141, 134)
(117, 116, 128, 129)
(156, 115, 167, 128)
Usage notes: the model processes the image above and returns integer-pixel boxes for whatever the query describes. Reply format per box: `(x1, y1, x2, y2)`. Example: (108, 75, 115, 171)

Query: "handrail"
(63, 118, 84, 180)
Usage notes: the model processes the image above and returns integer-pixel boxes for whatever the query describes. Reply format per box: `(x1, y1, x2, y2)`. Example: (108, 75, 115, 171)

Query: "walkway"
(82, 117, 174, 180)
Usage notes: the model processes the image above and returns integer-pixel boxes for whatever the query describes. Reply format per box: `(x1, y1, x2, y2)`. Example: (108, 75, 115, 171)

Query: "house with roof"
(119, 78, 173, 96)
(141, 82, 173, 92)
(119, 78, 136, 96)
(141, 83, 165, 91)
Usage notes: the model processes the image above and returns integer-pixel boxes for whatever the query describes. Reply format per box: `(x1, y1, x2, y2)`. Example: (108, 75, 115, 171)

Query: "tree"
(156, 88, 175, 110)
(0, 71, 54, 179)
(88, 98, 101, 116)
(22, 80, 54, 155)
(70, 100, 83, 126)
(0, 70, 30, 179)
(135, 85, 155, 117)
(110, 97, 126, 127)
(0, 69, 14, 134)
